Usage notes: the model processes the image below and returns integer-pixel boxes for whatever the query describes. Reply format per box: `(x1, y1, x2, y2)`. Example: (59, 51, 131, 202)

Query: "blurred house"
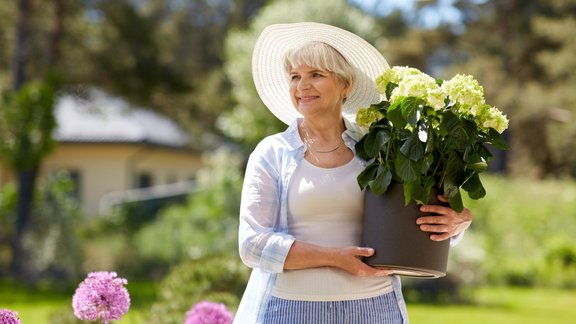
(3, 89, 203, 216)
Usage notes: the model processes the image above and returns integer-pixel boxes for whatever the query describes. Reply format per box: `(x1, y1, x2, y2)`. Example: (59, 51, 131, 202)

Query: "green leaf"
(403, 181, 415, 206)
(369, 165, 392, 196)
(445, 151, 466, 186)
(355, 136, 369, 160)
(422, 153, 434, 174)
(406, 180, 430, 206)
(395, 153, 420, 182)
(478, 143, 494, 161)
(385, 82, 397, 99)
(402, 97, 420, 126)
(357, 162, 378, 190)
(466, 150, 488, 172)
(443, 180, 460, 199)
(424, 130, 436, 154)
(364, 129, 390, 157)
(462, 173, 486, 199)
(487, 128, 510, 150)
(442, 111, 469, 148)
(443, 163, 465, 212)
(400, 132, 425, 161)
(387, 102, 406, 128)
(446, 189, 464, 213)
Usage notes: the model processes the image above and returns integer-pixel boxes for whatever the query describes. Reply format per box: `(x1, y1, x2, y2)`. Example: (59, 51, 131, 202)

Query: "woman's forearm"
(283, 241, 393, 277)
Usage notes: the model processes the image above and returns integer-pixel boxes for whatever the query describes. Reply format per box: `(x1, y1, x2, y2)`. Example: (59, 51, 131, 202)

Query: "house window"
(68, 170, 82, 201)
(136, 173, 153, 188)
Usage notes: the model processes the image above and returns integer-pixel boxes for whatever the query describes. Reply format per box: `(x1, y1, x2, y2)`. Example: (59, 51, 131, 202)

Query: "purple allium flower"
(72, 271, 130, 324)
(0, 309, 21, 324)
(184, 301, 234, 324)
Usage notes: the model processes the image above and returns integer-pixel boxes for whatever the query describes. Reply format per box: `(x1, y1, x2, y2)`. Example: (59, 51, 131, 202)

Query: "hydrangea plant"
(356, 66, 509, 212)
(72, 271, 131, 324)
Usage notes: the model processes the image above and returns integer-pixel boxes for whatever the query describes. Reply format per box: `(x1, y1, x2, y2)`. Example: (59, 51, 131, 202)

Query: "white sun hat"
(252, 22, 390, 125)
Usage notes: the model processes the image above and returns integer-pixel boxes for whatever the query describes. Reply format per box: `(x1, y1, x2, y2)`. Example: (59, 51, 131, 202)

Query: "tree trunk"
(48, 0, 66, 66)
(13, 0, 31, 90)
(8, 0, 66, 282)
(9, 168, 38, 279)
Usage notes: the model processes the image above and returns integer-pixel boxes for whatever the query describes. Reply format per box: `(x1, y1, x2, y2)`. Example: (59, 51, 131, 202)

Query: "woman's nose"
(297, 77, 311, 90)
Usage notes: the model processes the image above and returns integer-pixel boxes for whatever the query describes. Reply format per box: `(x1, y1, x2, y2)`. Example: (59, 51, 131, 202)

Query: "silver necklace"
(300, 123, 343, 153)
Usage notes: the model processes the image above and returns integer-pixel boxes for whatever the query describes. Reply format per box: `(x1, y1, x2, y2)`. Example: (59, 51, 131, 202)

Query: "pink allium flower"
(72, 271, 130, 324)
(0, 309, 21, 324)
(184, 301, 234, 324)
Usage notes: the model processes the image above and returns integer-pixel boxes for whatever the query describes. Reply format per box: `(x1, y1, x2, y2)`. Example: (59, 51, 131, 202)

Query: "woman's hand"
(284, 242, 393, 277)
(332, 247, 394, 277)
(416, 195, 473, 241)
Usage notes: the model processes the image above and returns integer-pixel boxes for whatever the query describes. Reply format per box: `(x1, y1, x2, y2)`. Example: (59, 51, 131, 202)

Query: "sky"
(348, 0, 488, 29)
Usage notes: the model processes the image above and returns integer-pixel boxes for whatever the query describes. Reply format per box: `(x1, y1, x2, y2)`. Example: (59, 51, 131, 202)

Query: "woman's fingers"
(417, 197, 473, 241)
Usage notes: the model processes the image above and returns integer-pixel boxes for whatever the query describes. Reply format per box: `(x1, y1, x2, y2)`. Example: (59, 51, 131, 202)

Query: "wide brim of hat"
(252, 22, 389, 125)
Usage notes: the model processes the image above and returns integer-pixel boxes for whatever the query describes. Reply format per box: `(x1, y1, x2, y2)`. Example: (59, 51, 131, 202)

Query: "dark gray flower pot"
(362, 183, 450, 278)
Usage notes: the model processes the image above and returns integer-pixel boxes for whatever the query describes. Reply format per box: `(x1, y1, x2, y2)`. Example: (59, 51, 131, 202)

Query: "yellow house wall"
(41, 143, 203, 216)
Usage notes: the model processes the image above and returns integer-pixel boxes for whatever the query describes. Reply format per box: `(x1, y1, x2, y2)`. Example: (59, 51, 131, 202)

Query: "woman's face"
(288, 64, 350, 120)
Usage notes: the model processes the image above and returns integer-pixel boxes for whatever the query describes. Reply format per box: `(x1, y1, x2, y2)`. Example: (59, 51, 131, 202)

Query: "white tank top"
(272, 158, 393, 301)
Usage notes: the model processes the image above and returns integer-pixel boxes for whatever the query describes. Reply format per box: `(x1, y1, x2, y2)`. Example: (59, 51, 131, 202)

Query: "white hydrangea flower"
(442, 74, 485, 116)
(356, 106, 385, 128)
(480, 106, 509, 134)
(375, 66, 423, 97)
(390, 73, 446, 110)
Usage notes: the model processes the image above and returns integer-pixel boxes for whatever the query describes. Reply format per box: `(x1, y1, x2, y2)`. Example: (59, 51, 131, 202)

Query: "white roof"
(54, 89, 190, 148)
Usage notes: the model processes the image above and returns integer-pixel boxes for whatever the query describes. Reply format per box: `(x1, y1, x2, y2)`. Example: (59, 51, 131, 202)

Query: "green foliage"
(145, 255, 250, 324)
(133, 148, 243, 265)
(440, 0, 576, 177)
(462, 175, 576, 288)
(0, 77, 58, 170)
(220, 0, 385, 149)
(0, 170, 83, 283)
(26, 171, 84, 284)
(88, 0, 190, 100)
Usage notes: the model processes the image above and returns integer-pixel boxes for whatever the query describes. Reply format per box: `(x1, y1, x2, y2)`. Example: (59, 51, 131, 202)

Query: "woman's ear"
(342, 84, 351, 103)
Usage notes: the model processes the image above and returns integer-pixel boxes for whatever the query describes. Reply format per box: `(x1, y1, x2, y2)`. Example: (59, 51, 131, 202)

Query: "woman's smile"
(297, 95, 320, 104)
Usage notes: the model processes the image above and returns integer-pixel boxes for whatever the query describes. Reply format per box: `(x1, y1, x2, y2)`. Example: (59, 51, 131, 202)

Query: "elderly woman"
(234, 22, 473, 324)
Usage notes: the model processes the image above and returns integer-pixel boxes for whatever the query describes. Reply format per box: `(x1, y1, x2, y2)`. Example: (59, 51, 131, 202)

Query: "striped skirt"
(262, 292, 404, 324)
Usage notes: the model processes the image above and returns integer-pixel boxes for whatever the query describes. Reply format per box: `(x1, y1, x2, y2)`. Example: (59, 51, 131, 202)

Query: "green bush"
(28, 171, 85, 284)
(0, 170, 84, 284)
(145, 255, 250, 324)
(461, 175, 576, 288)
(133, 149, 243, 267)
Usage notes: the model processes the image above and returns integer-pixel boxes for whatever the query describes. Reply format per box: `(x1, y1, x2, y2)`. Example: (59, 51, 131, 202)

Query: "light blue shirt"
(234, 118, 409, 323)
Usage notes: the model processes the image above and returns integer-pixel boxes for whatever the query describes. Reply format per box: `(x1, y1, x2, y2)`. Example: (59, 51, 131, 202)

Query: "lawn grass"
(2, 284, 575, 323)
(0, 279, 153, 323)
(409, 286, 576, 324)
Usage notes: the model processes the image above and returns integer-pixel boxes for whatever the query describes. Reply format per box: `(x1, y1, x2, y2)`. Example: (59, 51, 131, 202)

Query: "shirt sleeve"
(450, 231, 465, 246)
(238, 144, 295, 273)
